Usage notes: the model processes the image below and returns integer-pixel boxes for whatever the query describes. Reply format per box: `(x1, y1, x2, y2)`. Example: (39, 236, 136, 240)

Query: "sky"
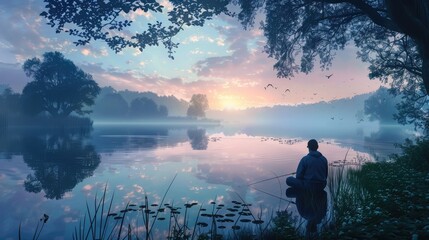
(0, 1, 383, 111)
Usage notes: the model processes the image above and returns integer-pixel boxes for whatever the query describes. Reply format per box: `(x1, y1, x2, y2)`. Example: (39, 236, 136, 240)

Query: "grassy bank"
(321, 138, 429, 239)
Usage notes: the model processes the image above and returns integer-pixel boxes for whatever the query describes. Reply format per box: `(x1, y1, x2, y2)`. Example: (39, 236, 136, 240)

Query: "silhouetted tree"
(187, 94, 209, 119)
(0, 88, 22, 125)
(158, 105, 168, 118)
(93, 93, 129, 119)
(129, 97, 159, 118)
(119, 89, 186, 116)
(365, 87, 400, 124)
(22, 52, 100, 117)
(41, 1, 429, 132)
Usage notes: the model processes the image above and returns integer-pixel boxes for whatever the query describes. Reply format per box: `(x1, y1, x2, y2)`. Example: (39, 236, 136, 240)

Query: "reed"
(18, 214, 49, 240)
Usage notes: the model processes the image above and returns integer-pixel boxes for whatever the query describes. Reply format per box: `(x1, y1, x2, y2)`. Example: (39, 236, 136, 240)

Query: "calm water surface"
(0, 123, 413, 239)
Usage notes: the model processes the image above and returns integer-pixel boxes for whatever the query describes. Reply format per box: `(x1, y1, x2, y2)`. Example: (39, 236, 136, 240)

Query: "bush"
(394, 138, 429, 171)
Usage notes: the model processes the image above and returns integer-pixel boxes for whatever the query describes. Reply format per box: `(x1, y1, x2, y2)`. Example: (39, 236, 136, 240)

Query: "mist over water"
(0, 122, 415, 238)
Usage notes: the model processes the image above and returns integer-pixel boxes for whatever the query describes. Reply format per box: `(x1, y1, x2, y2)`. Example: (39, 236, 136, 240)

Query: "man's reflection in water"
(286, 187, 327, 239)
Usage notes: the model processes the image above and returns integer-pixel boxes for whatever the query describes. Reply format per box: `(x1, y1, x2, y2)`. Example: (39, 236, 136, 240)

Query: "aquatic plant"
(18, 214, 49, 240)
(69, 174, 274, 240)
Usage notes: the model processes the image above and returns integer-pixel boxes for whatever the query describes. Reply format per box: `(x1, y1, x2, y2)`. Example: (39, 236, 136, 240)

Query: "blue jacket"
(296, 151, 328, 185)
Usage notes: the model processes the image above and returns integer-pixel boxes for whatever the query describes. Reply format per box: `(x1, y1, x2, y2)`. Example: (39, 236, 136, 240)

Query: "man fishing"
(286, 139, 328, 191)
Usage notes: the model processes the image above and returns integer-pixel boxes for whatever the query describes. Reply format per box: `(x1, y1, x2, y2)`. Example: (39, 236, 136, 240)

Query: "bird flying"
(265, 83, 276, 90)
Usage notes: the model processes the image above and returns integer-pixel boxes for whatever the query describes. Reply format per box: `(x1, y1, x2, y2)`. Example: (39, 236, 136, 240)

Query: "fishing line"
(246, 171, 296, 187)
(249, 186, 295, 204)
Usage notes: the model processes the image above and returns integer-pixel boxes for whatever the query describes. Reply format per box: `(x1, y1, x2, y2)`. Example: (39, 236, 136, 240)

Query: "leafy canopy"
(41, 0, 429, 131)
(22, 51, 100, 117)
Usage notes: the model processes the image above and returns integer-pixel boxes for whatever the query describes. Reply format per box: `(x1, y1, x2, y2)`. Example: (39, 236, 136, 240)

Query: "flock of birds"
(263, 73, 367, 123)
(263, 74, 334, 95)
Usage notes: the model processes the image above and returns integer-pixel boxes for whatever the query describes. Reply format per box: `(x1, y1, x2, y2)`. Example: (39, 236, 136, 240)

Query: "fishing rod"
(246, 171, 296, 186)
(249, 186, 296, 204)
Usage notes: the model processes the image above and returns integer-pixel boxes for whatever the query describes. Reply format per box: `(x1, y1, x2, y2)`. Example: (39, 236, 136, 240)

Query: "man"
(286, 139, 328, 191)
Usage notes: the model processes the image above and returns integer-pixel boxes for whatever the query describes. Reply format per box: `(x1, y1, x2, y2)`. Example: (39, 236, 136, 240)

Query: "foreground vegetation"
(322, 138, 429, 239)
(21, 139, 429, 239)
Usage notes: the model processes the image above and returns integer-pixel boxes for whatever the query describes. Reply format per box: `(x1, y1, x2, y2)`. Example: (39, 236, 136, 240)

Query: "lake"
(0, 122, 415, 239)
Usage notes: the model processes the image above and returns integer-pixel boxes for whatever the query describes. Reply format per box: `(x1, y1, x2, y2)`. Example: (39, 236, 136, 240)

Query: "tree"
(129, 97, 159, 118)
(41, 1, 429, 132)
(158, 105, 169, 118)
(364, 87, 400, 124)
(187, 94, 209, 118)
(0, 88, 22, 120)
(92, 93, 129, 119)
(22, 51, 100, 117)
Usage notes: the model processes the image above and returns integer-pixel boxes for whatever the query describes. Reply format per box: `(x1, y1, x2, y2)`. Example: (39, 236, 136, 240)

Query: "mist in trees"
(92, 92, 129, 119)
(187, 94, 209, 119)
(364, 87, 401, 124)
(0, 88, 21, 128)
(92, 92, 170, 120)
(129, 97, 168, 119)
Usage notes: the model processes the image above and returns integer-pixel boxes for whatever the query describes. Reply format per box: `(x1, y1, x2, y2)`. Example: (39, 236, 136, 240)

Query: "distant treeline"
(0, 87, 93, 129)
(207, 87, 401, 126)
(90, 86, 189, 120)
(0, 85, 211, 129)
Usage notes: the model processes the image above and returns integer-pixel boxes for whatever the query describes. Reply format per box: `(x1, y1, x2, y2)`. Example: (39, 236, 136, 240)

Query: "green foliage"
(92, 93, 129, 119)
(269, 211, 301, 240)
(0, 88, 22, 127)
(22, 52, 100, 117)
(333, 161, 429, 239)
(129, 97, 168, 118)
(41, 0, 230, 58)
(394, 138, 429, 171)
(364, 87, 401, 124)
(315, 160, 429, 239)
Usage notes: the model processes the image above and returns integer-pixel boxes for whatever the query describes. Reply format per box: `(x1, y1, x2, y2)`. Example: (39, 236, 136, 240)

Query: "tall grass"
(18, 214, 49, 240)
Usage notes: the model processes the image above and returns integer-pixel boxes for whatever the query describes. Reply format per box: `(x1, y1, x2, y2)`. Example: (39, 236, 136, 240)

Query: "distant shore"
(92, 116, 221, 127)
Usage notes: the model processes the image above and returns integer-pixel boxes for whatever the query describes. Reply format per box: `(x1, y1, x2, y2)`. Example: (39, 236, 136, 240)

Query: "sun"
(219, 95, 243, 110)
(223, 101, 239, 110)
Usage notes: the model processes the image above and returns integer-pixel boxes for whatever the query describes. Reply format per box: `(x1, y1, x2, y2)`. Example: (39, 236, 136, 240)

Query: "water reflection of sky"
(0, 125, 410, 239)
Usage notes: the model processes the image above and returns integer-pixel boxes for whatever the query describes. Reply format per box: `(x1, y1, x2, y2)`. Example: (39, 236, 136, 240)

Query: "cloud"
(189, 15, 381, 108)
(0, 1, 381, 110)
(0, 62, 31, 92)
(79, 61, 220, 101)
(80, 47, 109, 58)
(0, 2, 63, 61)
